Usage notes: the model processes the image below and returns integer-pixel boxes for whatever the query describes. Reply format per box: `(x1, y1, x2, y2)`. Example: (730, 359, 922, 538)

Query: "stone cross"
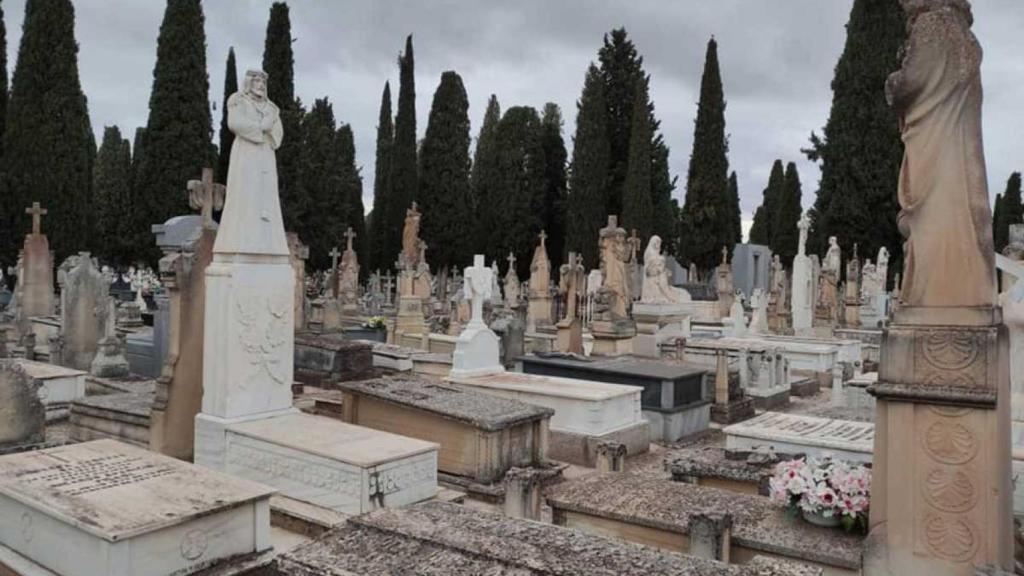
(464, 255, 492, 328)
(506, 252, 516, 273)
(383, 271, 394, 306)
(344, 227, 356, 252)
(187, 167, 226, 229)
(538, 229, 547, 248)
(329, 246, 341, 297)
(25, 202, 47, 235)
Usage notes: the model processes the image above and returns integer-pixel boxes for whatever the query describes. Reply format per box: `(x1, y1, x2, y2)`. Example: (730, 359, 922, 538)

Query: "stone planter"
(801, 508, 841, 528)
(344, 327, 387, 343)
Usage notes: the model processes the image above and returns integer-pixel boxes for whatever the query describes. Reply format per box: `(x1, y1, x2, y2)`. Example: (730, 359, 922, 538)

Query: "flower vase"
(801, 509, 841, 528)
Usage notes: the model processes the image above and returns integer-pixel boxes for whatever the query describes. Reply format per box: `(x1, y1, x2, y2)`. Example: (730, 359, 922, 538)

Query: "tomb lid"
(277, 501, 819, 576)
(546, 473, 862, 571)
(448, 371, 641, 401)
(722, 412, 874, 455)
(151, 214, 213, 251)
(295, 331, 373, 352)
(227, 413, 437, 468)
(14, 359, 86, 380)
(524, 353, 706, 380)
(72, 391, 153, 419)
(338, 376, 553, 432)
(0, 439, 274, 542)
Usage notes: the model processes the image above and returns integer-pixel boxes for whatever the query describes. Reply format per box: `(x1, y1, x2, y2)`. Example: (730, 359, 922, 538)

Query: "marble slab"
(724, 412, 874, 463)
(0, 440, 273, 576)
(15, 359, 86, 421)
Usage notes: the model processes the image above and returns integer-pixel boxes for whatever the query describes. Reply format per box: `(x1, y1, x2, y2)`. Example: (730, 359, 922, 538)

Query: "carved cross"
(506, 251, 517, 272)
(344, 227, 357, 252)
(329, 247, 342, 298)
(25, 202, 47, 235)
(187, 167, 226, 229)
(464, 254, 492, 327)
(383, 271, 394, 305)
(538, 229, 548, 248)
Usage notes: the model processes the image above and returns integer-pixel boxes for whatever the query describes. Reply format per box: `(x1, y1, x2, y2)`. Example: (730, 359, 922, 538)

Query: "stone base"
(645, 401, 711, 442)
(450, 323, 505, 378)
(554, 319, 583, 355)
(195, 410, 439, 514)
(16, 359, 86, 422)
(395, 296, 428, 337)
(710, 397, 756, 425)
(747, 385, 791, 411)
(590, 320, 636, 357)
(548, 419, 650, 467)
(89, 337, 131, 378)
(789, 377, 820, 397)
(69, 392, 152, 448)
(294, 332, 373, 387)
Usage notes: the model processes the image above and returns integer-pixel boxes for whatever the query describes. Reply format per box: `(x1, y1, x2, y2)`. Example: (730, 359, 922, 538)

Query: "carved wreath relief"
(916, 329, 987, 389)
(234, 289, 292, 389)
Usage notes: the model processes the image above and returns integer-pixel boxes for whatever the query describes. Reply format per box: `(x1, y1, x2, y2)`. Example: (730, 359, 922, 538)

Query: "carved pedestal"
(590, 319, 636, 357)
(555, 318, 583, 355)
(395, 295, 428, 337)
(865, 307, 1012, 575)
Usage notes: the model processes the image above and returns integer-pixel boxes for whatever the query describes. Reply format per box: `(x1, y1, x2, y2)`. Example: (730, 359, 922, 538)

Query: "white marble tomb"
(723, 412, 874, 463)
(15, 359, 86, 421)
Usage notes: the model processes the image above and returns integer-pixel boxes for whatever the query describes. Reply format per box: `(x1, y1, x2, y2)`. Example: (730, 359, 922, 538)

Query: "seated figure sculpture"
(640, 235, 690, 305)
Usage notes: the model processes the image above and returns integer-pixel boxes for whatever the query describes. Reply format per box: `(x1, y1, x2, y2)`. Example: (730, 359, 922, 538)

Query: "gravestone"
(57, 253, 115, 372)
(338, 227, 360, 313)
(12, 203, 55, 337)
(450, 255, 504, 378)
(527, 230, 554, 330)
(790, 214, 813, 335)
(0, 361, 45, 454)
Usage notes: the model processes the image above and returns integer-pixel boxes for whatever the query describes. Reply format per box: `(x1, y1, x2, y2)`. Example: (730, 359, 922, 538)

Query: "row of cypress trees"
(749, 160, 803, 264)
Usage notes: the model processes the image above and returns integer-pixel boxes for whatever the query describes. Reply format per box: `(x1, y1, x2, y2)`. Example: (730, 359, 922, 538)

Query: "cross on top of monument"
(344, 227, 357, 252)
(507, 251, 517, 269)
(25, 202, 47, 235)
(607, 215, 618, 228)
(538, 230, 548, 247)
(329, 247, 341, 270)
(187, 167, 226, 229)
(722, 246, 729, 265)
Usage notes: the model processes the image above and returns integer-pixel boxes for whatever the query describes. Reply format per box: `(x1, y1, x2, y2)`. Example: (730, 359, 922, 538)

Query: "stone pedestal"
(791, 253, 813, 335)
(633, 303, 691, 359)
(527, 294, 553, 332)
(555, 318, 583, 355)
(590, 319, 635, 357)
(865, 307, 1013, 574)
(395, 295, 428, 337)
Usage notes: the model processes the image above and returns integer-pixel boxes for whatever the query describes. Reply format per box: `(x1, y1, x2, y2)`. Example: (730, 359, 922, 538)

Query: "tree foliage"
(472, 94, 501, 255)
(337, 124, 367, 276)
(727, 171, 741, 245)
(369, 81, 393, 273)
(772, 162, 804, 263)
(749, 160, 784, 246)
(995, 172, 1023, 252)
(621, 83, 653, 243)
(384, 35, 418, 269)
(566, 64, 610, 269)
(299, 98, 345, 270)
(94, 126, 134, 266)
(217, 47, 237, 183)
(540, 103, 568, 270)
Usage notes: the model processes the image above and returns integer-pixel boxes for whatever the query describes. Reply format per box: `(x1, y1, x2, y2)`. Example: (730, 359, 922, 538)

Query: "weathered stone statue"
(640, 235, 688, 304)
(401, 203, 422, 268)
(558, 252, 585, 322)
(886, 0, 994, 307)
(597, 216, 631, 320)
(818, 236, 841, 319)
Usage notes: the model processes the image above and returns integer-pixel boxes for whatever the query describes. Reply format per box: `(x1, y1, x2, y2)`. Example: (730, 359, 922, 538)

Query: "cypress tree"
(804, 0, 905, 263)
(94, 126, 134, 266)
(681, 37, 731, 272)
(386, 35, 418, 267)
(337, 124, 367, 275)
(995, 172, 1023, 252)
(0, 0, 7, 160)
(727, 171, 741, 245)
(300, 98, 344, 270)
(621, 83, 653, 243)
(217, 47, 237, 183)
(488, 106, 546, 278)
(749, 160, 785, 245)
(419, 71, 472, 272)
(130, 127, 146, 191)
(651, 136, 678, 255)
(993, 193, 1004, 252)
(540, 103, 568, 270)
(748, 207, 767, 247)
(772, 162, 803, 263)
(263, 2, 305, 234)
(369, 81, 393, 272)
(134, 0, 213, 262)
(2, 0, 95, 263)
(566, 64, 610, 269)
(472, 94, 501, 254)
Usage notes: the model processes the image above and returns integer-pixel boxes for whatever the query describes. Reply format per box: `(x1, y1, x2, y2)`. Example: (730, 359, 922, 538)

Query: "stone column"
(503, 467, 543, 521)
(687, 513, 732, 563)
(595, 441, 626, 473)
(714, 351, 730, 406)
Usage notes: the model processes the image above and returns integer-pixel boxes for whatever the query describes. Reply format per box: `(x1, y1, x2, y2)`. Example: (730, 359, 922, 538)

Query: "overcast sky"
(4, 1, 1022, 235)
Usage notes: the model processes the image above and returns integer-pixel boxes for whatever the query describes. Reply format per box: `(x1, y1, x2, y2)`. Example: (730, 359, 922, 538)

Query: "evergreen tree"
(130, 127, 146, 191)
(263, 2, 304, 233)
(681, 37, 731, 272)
(386, 35, 418, 267)
(804, 0, 905, 264)
(540, 103, 568, 270)
(2, 0, 95, 263)
(369, 81, 393, 272)
(300, 98, 344, 270)
(134, 0, 213, 262)
(772, 162, 803, 263)
(995, 172, 1023, 252)
(0, 0, 8, 160)
(993, 193, 1004, 252)
(488, 106, 546, 278)
(418, 71, 472, 272)
(566, 65, 610, 269)
(621, 83, 653, 243)
(749, 160, 785, 246)
(651, 136, 678, 255)
(727, 171, 741, 245)
(94, 126, 134, 265)
(217, 47, 237, 183)
(472, 94, 501, 253)
(337, 124, 367, 275)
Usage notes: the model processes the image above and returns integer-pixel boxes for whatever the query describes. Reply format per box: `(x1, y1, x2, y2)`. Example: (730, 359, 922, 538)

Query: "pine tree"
(300, 98, 344, 270)
(217, 47, 237, 183)
(995, 172, 1023, 252)
(263, 1, 304, 233)
(94, 126, 134, 266)
(772, 162, 803, 263)
(681, 37, 731, 272)
(540, 103, 568, 270)
(804, 0, 905, 264)
(727, 171, 741, 245)
(386, 35, 418, 267)
(134, 0, 213, 262)
(472, 94, 501, 255)
(488, 106, 546, 278)
(749, 160, 784, 246)
(369, 81, 393, 272)
(419, 71, 472, 272)
(621, 83, 653, 243)
(566, 65, 610, 269)
(2, 0, 95, 263)
(0, 0, 8, 160)
(337, 124, 367, 275)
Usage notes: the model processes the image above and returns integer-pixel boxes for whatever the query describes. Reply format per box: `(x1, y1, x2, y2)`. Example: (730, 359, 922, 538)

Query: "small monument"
(504, 252, 521, 309)
(57, 253, 113, 371)
(865, 2, 1013, 571)
(395, 203, 429, 337)
(844, 243, 860, 327)
(634, 235, 693, 358)
(338, 226, 360, 313)
(556, 252, 585, 354)
(816, 236, 841, 325)
(767, 254, 788, 332)
(748, 288, 768, 335)
(790, 214, 814, 335)
(451, 255, 504, 378)
(11, 202, 55, 336)
(0, 360, 45, 453)
(716, 246, 735, 318)
(591, 216, 636, 355)
(527, 230, 554, 331)
(286, 232, 310, 330)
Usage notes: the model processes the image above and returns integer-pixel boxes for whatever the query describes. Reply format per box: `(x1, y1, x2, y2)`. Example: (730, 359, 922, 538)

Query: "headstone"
(748, 288, 768, 335)
(556, 252, 586, 355)
(89, 295, 131, 378)
(451, 255, 504, 378)
(57, 253, 113, 371)
(488, 260, 503, 306)
(866, 2, 1013, 571)
(843, 243, 861, 327)
(527, 230, 554, 330)
(816, 236, 841, 325)
(12, 202, 55, 336)
(338, 227, 360, 312)
(790, 214, 813, 334)
(0, 360, 45, 453)
(728, 294, 747, 337)
(716, 246, 734, 318)
(503, 252, 520, 308)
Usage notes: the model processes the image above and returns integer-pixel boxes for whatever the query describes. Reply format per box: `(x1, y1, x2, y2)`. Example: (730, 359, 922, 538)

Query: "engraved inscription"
(15, 454, 176, 497)
(924, 514, 978, 562)
(923, 468, 978, 513)
(923, 420, 978, 465)
(180, 528, 209, 561)
(226, 443, 359, 497)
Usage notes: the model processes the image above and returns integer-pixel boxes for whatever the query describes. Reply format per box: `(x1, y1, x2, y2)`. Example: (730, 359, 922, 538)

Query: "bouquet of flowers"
(768, 455, 870, 532)
(364, 316, 387, 330)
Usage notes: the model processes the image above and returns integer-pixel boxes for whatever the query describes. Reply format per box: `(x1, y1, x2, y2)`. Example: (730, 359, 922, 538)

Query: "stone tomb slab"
(219, 412, 438, 515)
(15, 359, 86, 421)
(724, 412, 874, 463)
(0, 439, 274, 576)
(294, 332, 373, 387)
(69, 391, 152, 448)
(336, 376, 552, 484)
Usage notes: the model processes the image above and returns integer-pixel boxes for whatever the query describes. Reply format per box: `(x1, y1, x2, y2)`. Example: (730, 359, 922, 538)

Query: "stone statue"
(797, 214, 810, 256)
(886, 0, 994, 307)
(558, 252, 585, 321)
(529, 231, 551, 297)
(597, 216, 631, 319)
(216, 69, 287, 256)
(641, 235, 689, 304)
(877, 246, 890, 290)
(401, 203, 422, 268)
(861, 259, 880, 300)
(819, 236, 841, 315)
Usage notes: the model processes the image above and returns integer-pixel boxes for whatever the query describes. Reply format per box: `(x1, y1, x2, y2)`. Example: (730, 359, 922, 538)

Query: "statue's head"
(900, 0, 973, 25)
(829, 236, 838, 247)
(244, 69, 269, 100)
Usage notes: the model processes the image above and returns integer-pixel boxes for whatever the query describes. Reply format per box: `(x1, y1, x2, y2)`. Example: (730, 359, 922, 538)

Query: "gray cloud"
(3, 0, 1021, 235)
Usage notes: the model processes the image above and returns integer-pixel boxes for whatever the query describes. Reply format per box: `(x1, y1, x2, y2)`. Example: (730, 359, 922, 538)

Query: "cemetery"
(0, 0, 1020, 574)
